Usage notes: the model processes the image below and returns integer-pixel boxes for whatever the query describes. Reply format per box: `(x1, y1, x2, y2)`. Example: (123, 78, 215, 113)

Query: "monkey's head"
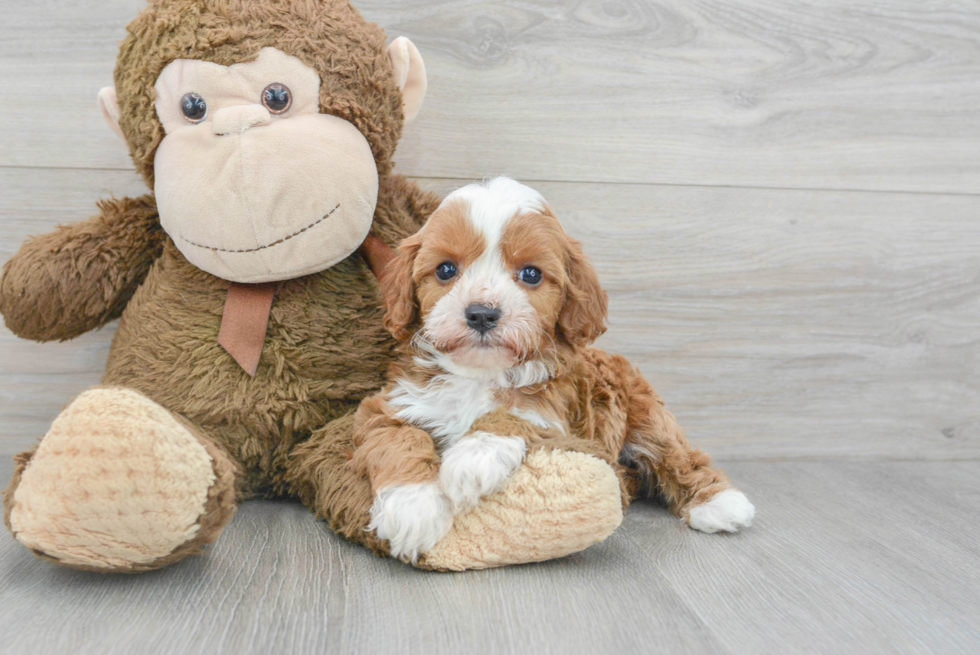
(97, 0, 427, 283)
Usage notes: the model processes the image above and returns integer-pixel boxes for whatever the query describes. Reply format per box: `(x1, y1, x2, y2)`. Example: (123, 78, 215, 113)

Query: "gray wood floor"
(2, 1, 979, 653)
(3, 458, 979, 654)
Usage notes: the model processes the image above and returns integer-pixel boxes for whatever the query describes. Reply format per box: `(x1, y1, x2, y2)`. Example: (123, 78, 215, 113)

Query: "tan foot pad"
(9, 388, 215, 570)
(420, 449, 623, 571)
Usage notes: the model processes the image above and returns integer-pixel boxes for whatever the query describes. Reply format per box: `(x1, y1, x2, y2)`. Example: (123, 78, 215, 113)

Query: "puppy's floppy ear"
(558, 236, 608, 348)
(381, 232, 422, 340)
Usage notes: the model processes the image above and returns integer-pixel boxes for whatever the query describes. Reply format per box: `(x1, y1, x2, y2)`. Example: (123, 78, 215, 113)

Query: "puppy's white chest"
(388, 375, 499, 447)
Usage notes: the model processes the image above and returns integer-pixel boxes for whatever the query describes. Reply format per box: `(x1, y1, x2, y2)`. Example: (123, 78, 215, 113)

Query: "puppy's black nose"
(465, 304, 501, 334)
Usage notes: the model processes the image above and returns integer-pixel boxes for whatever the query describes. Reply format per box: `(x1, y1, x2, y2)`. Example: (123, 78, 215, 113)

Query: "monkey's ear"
(386, 36, 427, 123)
(97, 87, 126, 142)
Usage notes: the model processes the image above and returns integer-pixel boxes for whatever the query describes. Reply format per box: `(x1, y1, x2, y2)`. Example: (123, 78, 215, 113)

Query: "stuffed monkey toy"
(0, 0, 626, 572)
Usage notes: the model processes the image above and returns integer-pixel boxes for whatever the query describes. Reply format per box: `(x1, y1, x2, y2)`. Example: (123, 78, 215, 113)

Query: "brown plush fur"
(0, 195, 164, 342)
(285, 413, 391, 556)
(1, 0, 635, 571)
(0, 0, 438, 570)
(2, 449, 33, 535)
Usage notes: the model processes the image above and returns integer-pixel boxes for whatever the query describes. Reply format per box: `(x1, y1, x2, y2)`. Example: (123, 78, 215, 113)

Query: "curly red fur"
(362, 182, 737, 519)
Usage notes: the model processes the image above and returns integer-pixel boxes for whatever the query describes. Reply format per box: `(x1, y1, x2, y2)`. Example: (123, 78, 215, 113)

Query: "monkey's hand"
(0, 195, 164, 341)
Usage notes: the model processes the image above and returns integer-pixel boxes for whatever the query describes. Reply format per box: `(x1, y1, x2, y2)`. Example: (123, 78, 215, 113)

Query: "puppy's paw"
(440, 433, 527, 513)
(687, 489, 756, 534)
(368, 482, 453, 563)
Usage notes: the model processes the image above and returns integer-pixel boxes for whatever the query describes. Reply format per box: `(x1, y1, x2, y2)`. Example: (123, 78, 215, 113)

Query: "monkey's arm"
(0, 195, 165, 342)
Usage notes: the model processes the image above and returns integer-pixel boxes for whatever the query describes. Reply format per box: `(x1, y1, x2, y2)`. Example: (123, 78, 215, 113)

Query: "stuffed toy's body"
(0, 0, 624, 572)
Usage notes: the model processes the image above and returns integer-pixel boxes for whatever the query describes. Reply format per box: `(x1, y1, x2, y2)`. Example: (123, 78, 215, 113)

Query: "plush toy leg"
(285, 413, 390, 555)
(419, 447, 623, 571)
(286, 415, 624, 570)
(3, 387, 238, 572)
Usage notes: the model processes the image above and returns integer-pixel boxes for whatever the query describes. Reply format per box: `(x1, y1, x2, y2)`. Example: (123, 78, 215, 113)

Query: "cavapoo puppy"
(351, 177, 755, 561)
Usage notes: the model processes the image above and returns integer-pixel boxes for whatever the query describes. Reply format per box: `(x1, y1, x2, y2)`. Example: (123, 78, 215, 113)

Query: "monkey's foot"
(417, 449, 622, 571)
(5, 388, 237, 572)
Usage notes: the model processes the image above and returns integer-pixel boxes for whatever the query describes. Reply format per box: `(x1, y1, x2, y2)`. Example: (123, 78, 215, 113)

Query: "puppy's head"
(382, 177, 607, 370)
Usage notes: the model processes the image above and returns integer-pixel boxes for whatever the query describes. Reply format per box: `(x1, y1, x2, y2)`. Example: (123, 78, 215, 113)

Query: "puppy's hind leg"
(623, 376, 754, 534)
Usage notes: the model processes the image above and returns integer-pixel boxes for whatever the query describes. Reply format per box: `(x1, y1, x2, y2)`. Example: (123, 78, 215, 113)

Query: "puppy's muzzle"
(465, 304, 501, 335)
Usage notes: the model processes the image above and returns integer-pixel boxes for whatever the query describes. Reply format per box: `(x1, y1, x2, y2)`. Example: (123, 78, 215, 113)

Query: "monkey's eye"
(518, 266, 543, 286)
(435, 262, 457, 281)
(262, 83, 292, 114)
(180, 93, 207, 123)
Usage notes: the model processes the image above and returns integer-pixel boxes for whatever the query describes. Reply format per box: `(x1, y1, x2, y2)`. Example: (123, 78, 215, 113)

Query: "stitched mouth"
(179, 203, 340, 253)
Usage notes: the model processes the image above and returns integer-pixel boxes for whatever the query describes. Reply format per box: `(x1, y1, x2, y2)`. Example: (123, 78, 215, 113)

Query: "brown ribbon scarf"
(218, 232, 395, 377)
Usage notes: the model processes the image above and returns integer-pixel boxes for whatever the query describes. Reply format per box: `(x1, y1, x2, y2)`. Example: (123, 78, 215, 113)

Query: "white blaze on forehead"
(436, 176, 547, 284)
(440, 177, 546, 249)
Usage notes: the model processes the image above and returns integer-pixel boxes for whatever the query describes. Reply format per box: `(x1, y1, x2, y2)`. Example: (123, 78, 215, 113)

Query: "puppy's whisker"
(409, 330, 428, 354)
(533, 325, 559, 361)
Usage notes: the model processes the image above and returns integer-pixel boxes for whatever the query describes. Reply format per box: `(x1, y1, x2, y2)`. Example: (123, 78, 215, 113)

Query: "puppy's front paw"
(368, 483, 453, 562)
(686, 489, 755, 534)
(440, 433, 527, 513)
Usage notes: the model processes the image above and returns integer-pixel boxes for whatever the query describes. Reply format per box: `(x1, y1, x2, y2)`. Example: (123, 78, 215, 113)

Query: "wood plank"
(529, 180, 980, 461)
(0, 0, 140, 171)
(368, 0, 980, 193)
(0, 487, 350, 654)
(622, 460, 980, 654)
(2, 1, 979, 193)
(2, 168, 979, 459)
(3, 459, 979, 654)
(333, 523, 724, 655)
(0, 457, 727, 655)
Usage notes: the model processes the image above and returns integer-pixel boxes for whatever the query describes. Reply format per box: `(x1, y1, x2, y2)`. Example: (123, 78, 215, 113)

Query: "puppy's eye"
(180, 93, 207, 123)
(262, 83, 292, 114)
(435, 262, 457, 281)
(518, 266, 542, 286)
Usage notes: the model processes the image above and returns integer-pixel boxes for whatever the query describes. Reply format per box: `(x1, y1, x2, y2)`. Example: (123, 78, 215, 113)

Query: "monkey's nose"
(211, 104, 272, 135)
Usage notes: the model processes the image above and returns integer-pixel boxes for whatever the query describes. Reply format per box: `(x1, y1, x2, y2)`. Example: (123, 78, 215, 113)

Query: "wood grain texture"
(0, 0, 139, 171)
(4, 168, 977, 459)
(368, 0, 980, 193)
(622, 460, 980, 655)
(3, 458, 979, 654)
(3, 2, 979, 653)
(417, 179, 980, 461)
(2, 1, 979, 193)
